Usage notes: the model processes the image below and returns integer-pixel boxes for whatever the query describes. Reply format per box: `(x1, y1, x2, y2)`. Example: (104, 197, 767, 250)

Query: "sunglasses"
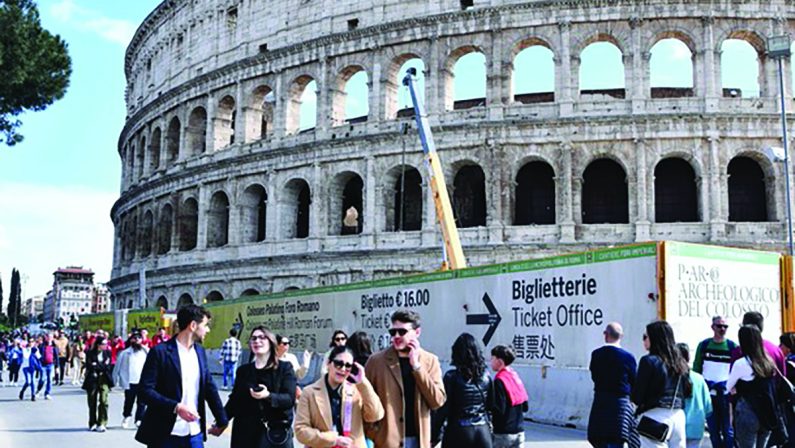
(334, 337, 347, 342)
(249, 335, 267, 342)
(279, 341, 290, 345)
(332, 359, 354, 370)
(388, 328, 409, 337)
(642, 334, 648, 340)
(714, 324, 729, 330)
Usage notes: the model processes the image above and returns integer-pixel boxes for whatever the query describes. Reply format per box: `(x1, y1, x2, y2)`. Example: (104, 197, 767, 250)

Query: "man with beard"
(113, 332, 150, 428)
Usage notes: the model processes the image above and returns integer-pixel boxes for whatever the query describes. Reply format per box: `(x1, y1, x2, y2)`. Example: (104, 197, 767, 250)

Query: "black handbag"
(256, 420, 292, 448)
(637, 375, 681, 443)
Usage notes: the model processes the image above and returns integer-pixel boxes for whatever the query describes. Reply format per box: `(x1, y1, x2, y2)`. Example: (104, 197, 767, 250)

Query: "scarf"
(495, 366, 528, 406)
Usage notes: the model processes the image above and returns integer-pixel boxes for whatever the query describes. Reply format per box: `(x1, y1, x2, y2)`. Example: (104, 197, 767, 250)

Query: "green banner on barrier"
(128, 309, 162, 335)
(78, 312, 115, 334)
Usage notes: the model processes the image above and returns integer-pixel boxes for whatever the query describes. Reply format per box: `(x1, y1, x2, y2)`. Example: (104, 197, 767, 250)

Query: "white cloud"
(0, 182, 116, 301)
(49, 0, 138, 46)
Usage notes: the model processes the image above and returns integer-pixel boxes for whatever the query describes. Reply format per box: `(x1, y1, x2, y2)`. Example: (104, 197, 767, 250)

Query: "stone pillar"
(707, 135, 725, 240)
(487, 140, 503, 243)
(635, 139, 651, 241)
(558, 21, 573, 116)
(701, 17, 719, 112)
(308, 162, 322, 251)
(272, 71, 286, 140)
(141, 126, 152, 178)
(629, 18, 647, 114)
(317, 57, 331, 138)
(369, 53, 383, 122)
(205, 95, 216, 155)
(228, 178, 241, 245)
(487, 32, 505, 121)
(363, 156, 376, 247)
(421, 171, 439, 247)
(158, 121, 168, 173)
(234, 83, 246, 145)
(265, 173, 278, 241)
(559, 143, 576, 242)
(196, 184, 209, 249)
(425, 38, 441, 117)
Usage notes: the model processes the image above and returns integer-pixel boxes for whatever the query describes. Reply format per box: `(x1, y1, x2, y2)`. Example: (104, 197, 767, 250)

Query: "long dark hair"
(346, 331, 372, 363)
(739, 324, 775, 378)
(249, 326, 279, 369)
(646, 321, 692, 397)
(451, 333, 486, 381)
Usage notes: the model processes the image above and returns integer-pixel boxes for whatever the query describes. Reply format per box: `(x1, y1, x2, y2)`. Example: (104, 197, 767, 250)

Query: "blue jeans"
(222, 360, 237, 388)
(159, 433, 203, 448)
(20, 368, 36, 399)
(707, 393, 734, 448)
(38, 363, 54, 396)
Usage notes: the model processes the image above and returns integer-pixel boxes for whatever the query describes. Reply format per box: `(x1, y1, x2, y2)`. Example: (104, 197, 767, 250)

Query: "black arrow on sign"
(466, 292, 502, 346)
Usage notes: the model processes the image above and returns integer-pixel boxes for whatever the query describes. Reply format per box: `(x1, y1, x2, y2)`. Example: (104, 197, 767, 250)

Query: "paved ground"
(0, 380, 589, 447)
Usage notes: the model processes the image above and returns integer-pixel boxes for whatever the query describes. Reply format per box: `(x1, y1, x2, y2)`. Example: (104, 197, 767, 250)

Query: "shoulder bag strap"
(670, 375, 682, 411)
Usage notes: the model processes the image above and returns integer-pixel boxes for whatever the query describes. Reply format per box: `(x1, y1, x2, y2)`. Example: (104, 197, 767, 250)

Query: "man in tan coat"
(365, 309, 446, 448)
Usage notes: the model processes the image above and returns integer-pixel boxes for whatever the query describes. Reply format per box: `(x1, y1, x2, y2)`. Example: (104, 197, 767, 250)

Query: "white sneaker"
(44, 395, 52, 400)
(121, 417, 131, 429)
(89, 425, 97, 432)
(134, 420, 141, 427)
(97, 425, 107, 433)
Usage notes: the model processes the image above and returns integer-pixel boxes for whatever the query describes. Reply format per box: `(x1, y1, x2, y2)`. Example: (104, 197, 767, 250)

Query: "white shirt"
(726, 357, 756, 393)
(20, 347, 31, 369)
(171, 341, 201, 436)
(128, 349, 148, 385)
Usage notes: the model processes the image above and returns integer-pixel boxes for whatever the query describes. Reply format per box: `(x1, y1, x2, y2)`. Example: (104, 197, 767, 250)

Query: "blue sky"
(0, 0, 764, 304)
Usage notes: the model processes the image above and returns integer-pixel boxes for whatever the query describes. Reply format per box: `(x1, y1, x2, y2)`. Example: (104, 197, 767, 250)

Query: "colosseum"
(109, 0, 795, 310)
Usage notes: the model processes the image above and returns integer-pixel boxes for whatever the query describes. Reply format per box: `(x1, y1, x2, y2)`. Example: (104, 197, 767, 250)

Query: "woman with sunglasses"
(433, 332, 494, 448)
(276, 335, 310, 380)
(321, 330, 349, 375)
(631, 321, 692, 448)
(219, 326, 297, 448)
(294, 345, 384, 448)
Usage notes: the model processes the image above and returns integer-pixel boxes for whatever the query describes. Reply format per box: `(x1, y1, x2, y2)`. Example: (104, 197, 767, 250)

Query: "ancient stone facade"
(110, 0, 795, 309)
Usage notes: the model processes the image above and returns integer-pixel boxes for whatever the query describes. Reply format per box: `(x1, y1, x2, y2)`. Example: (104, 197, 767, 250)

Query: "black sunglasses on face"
(334, 337, 346, 342)
(388, 328, 409, 337)
(249, 335, 267, 342)
(714, 324, 728, 330)
(332, 359, 354, 370)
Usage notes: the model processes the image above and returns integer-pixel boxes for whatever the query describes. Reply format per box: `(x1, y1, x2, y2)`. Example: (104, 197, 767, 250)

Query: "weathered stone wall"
(110, 0, 795, 309)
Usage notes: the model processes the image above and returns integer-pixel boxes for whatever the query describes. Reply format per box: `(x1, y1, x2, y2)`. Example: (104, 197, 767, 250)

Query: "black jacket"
(631, 354, 689, 414)
(135, 338, 228, 445)
(82, 349, 113, 391)
(435, 368, 494, 433)
(492, 376, 528, 434)
(224, 360, 296, 448)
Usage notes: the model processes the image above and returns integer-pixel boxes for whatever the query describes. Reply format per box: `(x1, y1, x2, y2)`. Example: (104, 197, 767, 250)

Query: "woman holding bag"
(631, 321, 692, 448)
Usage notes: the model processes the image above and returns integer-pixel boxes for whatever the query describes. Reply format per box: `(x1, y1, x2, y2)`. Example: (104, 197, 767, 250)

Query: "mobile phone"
(252, 385, 264, 392)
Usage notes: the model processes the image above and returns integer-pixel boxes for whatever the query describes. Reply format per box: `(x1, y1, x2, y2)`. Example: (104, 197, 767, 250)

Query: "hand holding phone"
(346, 362, 364, 384)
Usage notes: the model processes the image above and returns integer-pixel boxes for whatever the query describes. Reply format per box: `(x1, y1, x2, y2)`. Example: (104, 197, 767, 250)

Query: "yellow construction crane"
(402, 68, 467, 270)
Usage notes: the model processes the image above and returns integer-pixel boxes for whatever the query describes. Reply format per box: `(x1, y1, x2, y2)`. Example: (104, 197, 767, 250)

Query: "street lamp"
(768, 34, 794, 255)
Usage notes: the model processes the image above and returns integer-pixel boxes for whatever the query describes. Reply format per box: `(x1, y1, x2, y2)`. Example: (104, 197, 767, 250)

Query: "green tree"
(0, 0, 71, 146)
(7, 268, 20, 327)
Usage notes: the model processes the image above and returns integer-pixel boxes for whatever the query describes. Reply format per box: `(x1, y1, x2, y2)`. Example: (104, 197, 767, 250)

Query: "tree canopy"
(0, 0, 71, 146)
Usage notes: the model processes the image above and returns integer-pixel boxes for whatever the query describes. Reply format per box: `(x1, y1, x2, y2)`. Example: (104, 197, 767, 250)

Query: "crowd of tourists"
(588, 311, 795, 448)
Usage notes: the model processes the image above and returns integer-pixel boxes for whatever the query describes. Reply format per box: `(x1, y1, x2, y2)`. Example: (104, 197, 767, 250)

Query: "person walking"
(365, 309, 446, 448)
(8, 339, 22, 386)
(216, 326, 297, 448)
(111, 334, 125, 368)
(631, 321, 692, 448)
(321, 330, 349, 375)
(37, 332, 60, 400)
(676, 343, 712, 448)
(731, 312, 786, 374)
(433, 333, 493, 448)
(489, 345, 528, 448)
(18, 339, 40, 401)
(83, 336, 114, 432)
(71, 335, 86, 385)
(295, 345, 384, 448)
(55, 330, 70, 386)
(135, 304, 229, 448)
(152, 328, 170, 347)
(779, 332, 795, 447)
(276, 334, 310, 381)
(692, 316, 736, 448)
(113, 332, 149, 428)
(588, 322, 638, 448)
(728, 325, 783, 448)
(219, 328, 242, 390)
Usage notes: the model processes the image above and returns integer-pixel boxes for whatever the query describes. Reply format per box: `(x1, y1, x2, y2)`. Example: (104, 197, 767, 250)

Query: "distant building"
(43, 267, 95, 323)
(92, 283, 110, 313)
(24, 295, 45, 322)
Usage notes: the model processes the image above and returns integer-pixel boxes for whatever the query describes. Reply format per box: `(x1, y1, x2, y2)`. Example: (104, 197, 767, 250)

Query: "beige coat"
(294, 376, 385, 448)
(364, 347, 446, 448)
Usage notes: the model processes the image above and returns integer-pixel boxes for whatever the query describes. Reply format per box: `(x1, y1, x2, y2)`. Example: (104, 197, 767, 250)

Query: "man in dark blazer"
(587, 322, 638, 448)
(135, 304, 228, 448)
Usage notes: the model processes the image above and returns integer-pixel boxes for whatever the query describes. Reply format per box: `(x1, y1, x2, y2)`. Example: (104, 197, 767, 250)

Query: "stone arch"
(157, 203, 173, 255)
(330, 171, 364, 235)
(649, 34, 695, 98)
(139, 209, 154, 257)
(386, 53, 426, 119)
(186, 106, 207, 156)
(333, 65, 369, 126)
(445, 46, 487, 111)
(240, 183, 267, 243)
(282, 178, 311, 239)
(178, 197, 199, 251)
(728, 155, 769, 222)
(385, 165, 423, 231)
(286, 75, 317, 134)
(214, 95, 236, 150)
(654, 158, 699, 222)
(205, 290, 224, 302)
(137, 135, 146, 179)
(241, 288, 260, 296)
(121, 215, 133, 261)
(452, 163, 487, 228)
(511, 37, 555, 104)
(155, 295, 168, 309)
(207, 190, 230, 248)
(177, 293, 193, 307)
(127, 213, 138, 260)
(720, 31, 765, 98)
(579, 36, 626, 98)
(149, 127, 161, 172)
(582, 158, 629, 224)
(514, 161, 556, 225)
(246, 84, 274, 142)
(166, 116, 180, 163)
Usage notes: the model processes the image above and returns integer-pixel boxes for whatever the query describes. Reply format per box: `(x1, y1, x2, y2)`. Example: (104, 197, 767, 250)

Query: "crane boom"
(402, 68, 467, 270)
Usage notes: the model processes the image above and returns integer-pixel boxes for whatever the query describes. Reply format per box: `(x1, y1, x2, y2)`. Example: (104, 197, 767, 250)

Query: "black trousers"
(9, 363, 20, 383)
(57, 357, 67, 383)
(123, 383, 146, 421)
(442, 424, 492, 448)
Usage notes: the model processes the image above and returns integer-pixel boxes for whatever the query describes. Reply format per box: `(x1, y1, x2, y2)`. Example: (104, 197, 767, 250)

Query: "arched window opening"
(207, 191, 230, 248)
(137, 136, 146, 179)
(155, 296, 168, 309)
(187, 107, 207, 156)
(246, 86, 274, 142)
(178, 198, 198, 251)
(394, 58, 425, 118)
(241, 288, 259, 297)
(449, 51, 487, 110)
(335, 68, 369, 125)
(721, 39, 762, 98)
(650, 38, 694, 98)
(205, 291, 224, 302)
(166, 117, 180, 163)
(391, 167, 423, 231)
(580, 40, 626, 99)
(139, 210, 154, 257)
(177, 293, 193, 307)
(241, 184, 267, 243)
(121, 218, 132, 261)
(126, 146, 135, 184)
(149, 128, 161, 172)
(728, 156, 768, 221)
(655, 158, 698, 222)
(283, 179, 311, 239)
(514, 161, 555, 225)
(127, 214, 138, 259)
(214, 96, 236, 150)
(453, 165, 487, 228)
(157, 204, 173, 255)
(582, 159, 629, 224)
(286, 76, 317, 134)
(512, 44, 555, 104)
(335, 174, 364, 235)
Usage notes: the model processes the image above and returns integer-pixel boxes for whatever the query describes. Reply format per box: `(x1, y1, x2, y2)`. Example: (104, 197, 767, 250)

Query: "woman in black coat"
(223, 326, 297, 448)
(82, 336, 114, 432)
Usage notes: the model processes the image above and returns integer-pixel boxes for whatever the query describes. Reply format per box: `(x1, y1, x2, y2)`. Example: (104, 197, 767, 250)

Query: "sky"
(0, 0, 764, 306)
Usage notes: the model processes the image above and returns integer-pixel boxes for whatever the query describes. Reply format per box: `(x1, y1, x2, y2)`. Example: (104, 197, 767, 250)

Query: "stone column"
(363, 156, 376, 248)
(272, 71, 286, 140)
(158, 121, 168, 173)
(559, 143, 576, 242)
(141, 125, 152, 178)
(265, 173, 278, 241)
(421, 170, 439, 247)
(369, 52, 383, 122)
(557, 21, 573, 116)
(487, 140, 504, 243)
(316, 57, 331, 138)
(228, 178, 241, 245)
(308, 162, 322, 252)
(234, 83, 246, 145)
(196, 183, 209, 249)
(629, 17, 647, 114)
(487, 32, 505, 121)
(707, 135, 725, 240)
(701, 17, 719, 112)
(205, 95, 216, 155)
(635, 139, 651, 241)
(426, 38, 441, 117)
